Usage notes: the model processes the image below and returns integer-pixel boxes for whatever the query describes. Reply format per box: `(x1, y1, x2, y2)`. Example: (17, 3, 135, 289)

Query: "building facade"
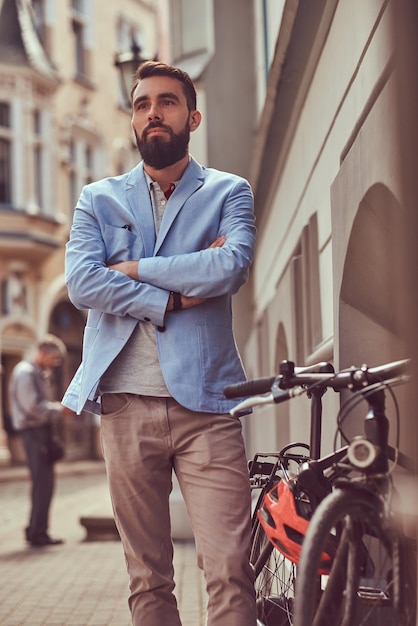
(157, 0, 414, 463)
(0, 0, 158, 463)
(241, 0, 414, 462)
(0, 0, 416, 472)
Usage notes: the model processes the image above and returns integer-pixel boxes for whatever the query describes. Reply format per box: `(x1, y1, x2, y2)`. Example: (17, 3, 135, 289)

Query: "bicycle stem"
(309, 386, 327, 460)
(363, 388, 389, 474)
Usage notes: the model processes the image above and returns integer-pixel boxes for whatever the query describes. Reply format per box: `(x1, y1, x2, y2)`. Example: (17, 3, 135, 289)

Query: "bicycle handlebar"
(229, 386, 306, 415)
(226, 359, 410, 416)
(223, 361, 335, 399)
(223, 376, 276, 399)
(321, 358, 410, 391)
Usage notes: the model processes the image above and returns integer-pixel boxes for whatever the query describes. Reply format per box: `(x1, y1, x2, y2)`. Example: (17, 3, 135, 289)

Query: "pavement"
(0, 460, 207, 626)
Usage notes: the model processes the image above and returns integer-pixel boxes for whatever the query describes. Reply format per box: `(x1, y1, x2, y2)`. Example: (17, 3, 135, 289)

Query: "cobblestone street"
(0, 462, 206, 626)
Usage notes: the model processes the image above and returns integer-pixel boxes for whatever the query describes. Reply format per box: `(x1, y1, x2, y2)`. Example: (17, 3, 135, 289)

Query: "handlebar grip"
(365, 359, 410, 383)
(330, 358, 411, 390)
(223, 376, 276, 399)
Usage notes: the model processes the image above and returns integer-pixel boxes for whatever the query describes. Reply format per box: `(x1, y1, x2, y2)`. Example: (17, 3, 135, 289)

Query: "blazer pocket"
(83, 325, 99, 351)
(197, 325, 243, 396)
(103, 224, 137, 265)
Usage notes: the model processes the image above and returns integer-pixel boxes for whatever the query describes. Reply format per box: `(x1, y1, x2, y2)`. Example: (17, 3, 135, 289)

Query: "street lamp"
(114, 42, 147, 108)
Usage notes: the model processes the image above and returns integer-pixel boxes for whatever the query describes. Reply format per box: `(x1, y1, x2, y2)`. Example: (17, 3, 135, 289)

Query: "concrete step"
(79, 486, 194, 542)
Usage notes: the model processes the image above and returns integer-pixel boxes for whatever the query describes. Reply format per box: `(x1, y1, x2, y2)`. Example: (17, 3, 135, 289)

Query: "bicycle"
(225, 359, 347, 625)
(224, 358, 416, 626)
(292, 360, 417, 626)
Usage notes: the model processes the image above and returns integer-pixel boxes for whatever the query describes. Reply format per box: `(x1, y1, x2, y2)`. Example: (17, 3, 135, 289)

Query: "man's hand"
(166, 293, 207, 311)
(207, 235, 226, 249)
(108, 261, 138, 279)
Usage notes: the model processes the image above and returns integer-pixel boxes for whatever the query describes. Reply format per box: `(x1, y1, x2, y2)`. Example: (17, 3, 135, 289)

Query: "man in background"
(9, 334, 68, 547)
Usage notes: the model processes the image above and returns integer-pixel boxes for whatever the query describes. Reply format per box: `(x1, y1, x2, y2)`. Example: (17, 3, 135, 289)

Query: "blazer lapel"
(125, 163, 156, 257)
(154, 157, 205, 255)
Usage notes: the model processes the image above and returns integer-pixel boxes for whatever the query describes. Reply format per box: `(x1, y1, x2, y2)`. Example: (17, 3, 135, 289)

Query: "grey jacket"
(9, 361, 63, 430)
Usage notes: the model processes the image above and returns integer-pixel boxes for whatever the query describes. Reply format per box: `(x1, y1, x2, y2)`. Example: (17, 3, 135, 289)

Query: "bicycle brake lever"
(271, 384, 306, 403)
(229, 393, 275, 416)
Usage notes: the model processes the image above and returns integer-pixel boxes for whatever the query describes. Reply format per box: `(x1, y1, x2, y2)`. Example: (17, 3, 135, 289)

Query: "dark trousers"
(21, 425, 54, 541)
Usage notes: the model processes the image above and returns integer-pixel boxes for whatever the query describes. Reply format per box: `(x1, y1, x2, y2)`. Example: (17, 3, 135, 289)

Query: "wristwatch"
(171, 291, 182, 311)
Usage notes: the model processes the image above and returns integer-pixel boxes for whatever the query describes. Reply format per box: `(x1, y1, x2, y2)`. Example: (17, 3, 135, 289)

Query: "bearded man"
(63, 61, 257, 626)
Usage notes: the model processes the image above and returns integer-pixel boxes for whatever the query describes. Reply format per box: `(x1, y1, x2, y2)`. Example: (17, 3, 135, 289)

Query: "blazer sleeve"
(65, 185, 169, 326)
(138, 178, 256, 297)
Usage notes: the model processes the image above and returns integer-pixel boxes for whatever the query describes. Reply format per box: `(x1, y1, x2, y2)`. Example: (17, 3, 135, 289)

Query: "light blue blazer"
(62, 157, 256, 415)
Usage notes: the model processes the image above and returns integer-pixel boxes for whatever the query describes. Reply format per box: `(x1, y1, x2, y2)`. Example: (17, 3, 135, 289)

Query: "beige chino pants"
(100, 394, 257, 626)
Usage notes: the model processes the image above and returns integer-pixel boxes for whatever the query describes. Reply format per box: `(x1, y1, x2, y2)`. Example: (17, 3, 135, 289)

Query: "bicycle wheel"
(250, 506, 296, 626)
(294, 486, 417, 626)
(248, 445, 315, 626)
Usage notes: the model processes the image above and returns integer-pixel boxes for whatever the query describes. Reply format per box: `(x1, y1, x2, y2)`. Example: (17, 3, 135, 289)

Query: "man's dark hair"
(130, 61, 197, 112)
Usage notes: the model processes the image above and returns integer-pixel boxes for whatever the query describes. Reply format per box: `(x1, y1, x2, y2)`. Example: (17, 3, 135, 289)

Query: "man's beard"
(135, 122, 190, 170)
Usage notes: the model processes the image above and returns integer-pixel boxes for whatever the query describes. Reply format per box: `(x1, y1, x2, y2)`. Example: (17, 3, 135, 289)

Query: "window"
(31, 0, 46, 43)
(257, 310, 270, 377)
(71, 0, 93, 81)
(84, 145, 94, 184)
(116, 17, 145, 108)
(1, 272, 28, 315)
(171, 0, 214, 75)
(33, 109, 44, 209)
(254, 0, 286, 114)
(0, 102, 10, 127)
(68, 134, 98, 212)
(0, 102, 12, 205)
(29, 0, 56, 56)
(291, 214, 322, 362)
(69, 140, 77, 214)
(73, 20, 86, 76)
(172, 0, 210, 58)
(0, 139, 11, 204)
(117, 17, 144, 54)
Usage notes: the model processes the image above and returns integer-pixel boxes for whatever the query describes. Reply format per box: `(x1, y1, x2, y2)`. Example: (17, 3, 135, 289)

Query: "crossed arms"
(65, 179, 255, 325)
(108, 235, 226, 311)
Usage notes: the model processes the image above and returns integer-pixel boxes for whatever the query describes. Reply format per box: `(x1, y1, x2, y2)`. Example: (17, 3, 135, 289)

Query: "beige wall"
(2, 0, 414, 468)
(243, 0, 405, 456)
(253, 0, 392, 315)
